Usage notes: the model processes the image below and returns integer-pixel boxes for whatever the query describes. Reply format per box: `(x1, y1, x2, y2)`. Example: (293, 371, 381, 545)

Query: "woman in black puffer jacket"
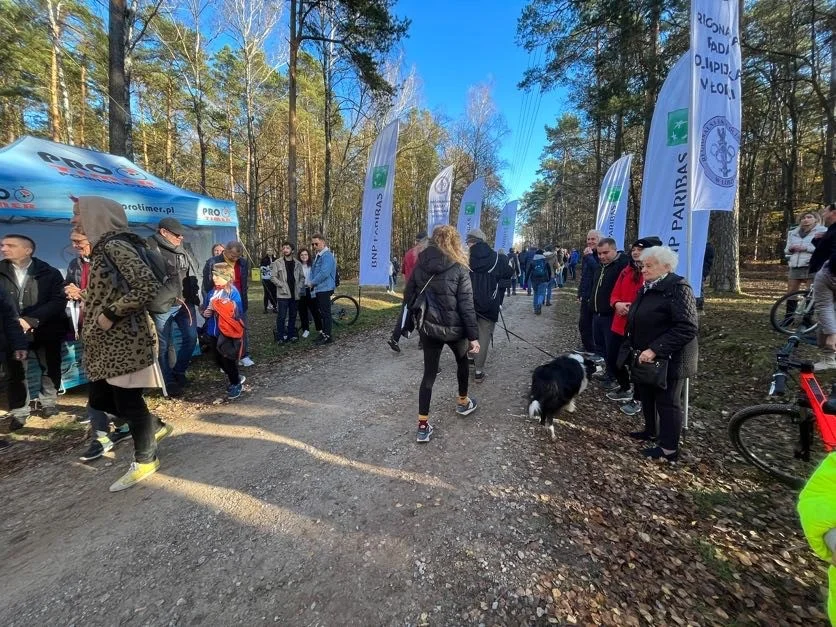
(624, 245, 698, 462)
(405, 225, 480, 443)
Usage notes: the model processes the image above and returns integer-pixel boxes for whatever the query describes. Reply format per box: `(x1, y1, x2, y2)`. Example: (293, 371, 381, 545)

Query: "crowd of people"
(0, 195, 339, 492)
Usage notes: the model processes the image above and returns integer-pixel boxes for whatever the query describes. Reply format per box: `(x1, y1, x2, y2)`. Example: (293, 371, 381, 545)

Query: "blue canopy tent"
(0, 136, 240, 388)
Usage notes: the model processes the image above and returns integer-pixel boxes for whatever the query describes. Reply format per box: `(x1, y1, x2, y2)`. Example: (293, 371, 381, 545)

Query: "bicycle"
(770, 286, 817, 337)
(728, 335, 836, 488)
(331, 293, 359, 326)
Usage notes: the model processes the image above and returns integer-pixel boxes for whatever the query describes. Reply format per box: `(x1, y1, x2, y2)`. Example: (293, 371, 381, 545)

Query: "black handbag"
(630, 350, 669, 389)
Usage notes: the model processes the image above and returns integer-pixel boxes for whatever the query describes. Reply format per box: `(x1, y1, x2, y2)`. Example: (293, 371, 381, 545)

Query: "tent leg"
(683, 377, 690, 432)
(358, 286, 362, 308)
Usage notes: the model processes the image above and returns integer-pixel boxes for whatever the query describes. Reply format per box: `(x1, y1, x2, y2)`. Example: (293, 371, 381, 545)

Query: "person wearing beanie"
(606, 236, 662, 414)
(201, 262, 246, 398)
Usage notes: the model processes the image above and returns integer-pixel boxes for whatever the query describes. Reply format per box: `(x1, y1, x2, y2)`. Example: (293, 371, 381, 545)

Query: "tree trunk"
(321, 15, 334, 235)
(49, 31, 62, 141)
(825, 12, 836, 202)
(108, 0, 129, 156)
(226, 101, 235, 199)
(710, 200, 741, 292)
(164, 80, 174, 178)
(78, 59, 86, 145)
(287, 0, 299, 246)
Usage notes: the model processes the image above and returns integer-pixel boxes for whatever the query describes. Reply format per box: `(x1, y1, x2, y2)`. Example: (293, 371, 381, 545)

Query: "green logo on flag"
(501, 216, 512, 226)
(667, 108, 688, 146)
(464, 202, 476, 215)
(372, 166, 388, 189)
(606, 187, 621, 202)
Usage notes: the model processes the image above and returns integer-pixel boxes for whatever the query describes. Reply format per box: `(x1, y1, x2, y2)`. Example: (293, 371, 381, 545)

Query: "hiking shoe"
(0, 439, 12, 453)
(620, 400, 642, 416)
(416, 423, 434, 443)
(629, 430, 656, 441)
(41, 406, 59, 418)
(591, 370, 610, 381)
(606, 388, 632, 402)
(534, 307, 542, 315)
(387, 338, 401, 353)
(76, 414, 92, 425)
(601, 379, 620, 391)
(154, 421, 174, 443)
(474, 371, 485, 383)
(227, 383, 243, 399)
(240, 356, 255, 367)
(109, 428, 133, 447)
(545, 302, 552, 306)
(456, 398, 478, 416)
(642, 446, 678, 462)
(109, 459, 161, 492)
(302, 330, 310, 338)
(80, 436, 114, 462)
(8, 417, 25, 431)
(165, 383, 184, 398)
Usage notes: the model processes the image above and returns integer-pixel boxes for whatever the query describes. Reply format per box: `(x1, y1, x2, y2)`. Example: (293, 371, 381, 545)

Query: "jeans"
(568, 264, 577, 280)
(153, 304, 197, 383)
(316, 290, 334, 337)
(473, 317, 495, 372)
(508, 277, 517, 295)
(635, 378, 685, 451)
(276, 298, 299, 339)
(532, 282, 547, 309)
(298, 290, 321, 332)
(388, 275, 396, 291)
(88, 380, 156, 463)
(591, 313, 613, 362)
(578, 300, 595, 353)
(7, 343, 61, 420)
(419, 334, 469, 416)
(546, 279, 554, 305)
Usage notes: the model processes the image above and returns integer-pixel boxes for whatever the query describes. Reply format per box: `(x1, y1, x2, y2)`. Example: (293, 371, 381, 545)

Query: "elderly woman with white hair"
(623, 245, 699, 461)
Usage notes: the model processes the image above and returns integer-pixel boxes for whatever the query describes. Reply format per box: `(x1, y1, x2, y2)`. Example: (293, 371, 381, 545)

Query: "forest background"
(0, 0, 833, 291)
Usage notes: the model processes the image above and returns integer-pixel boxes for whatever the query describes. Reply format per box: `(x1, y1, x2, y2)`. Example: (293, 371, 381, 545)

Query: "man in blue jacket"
(577, 229, 601, 355)
(307, 233, 337, 345)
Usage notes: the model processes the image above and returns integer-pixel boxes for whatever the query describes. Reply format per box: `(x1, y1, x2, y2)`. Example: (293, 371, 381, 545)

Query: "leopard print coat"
(81, 231, 159, 382)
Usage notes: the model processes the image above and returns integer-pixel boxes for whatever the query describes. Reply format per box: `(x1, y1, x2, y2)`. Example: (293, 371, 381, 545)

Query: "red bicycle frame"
(798, 369, 836, 449)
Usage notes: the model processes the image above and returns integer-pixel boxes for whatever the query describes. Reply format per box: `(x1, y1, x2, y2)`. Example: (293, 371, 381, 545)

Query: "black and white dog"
(528, 353, 597, 440)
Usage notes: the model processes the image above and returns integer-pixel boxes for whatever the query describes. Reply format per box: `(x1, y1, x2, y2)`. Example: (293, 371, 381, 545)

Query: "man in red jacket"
(387, 231, 427, 352)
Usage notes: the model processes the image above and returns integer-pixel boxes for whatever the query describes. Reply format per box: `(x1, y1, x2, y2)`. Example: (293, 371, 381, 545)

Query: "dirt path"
(0, 290, 576, 626)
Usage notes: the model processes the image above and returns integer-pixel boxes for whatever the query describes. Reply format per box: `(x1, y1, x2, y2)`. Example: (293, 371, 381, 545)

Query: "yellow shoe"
(155, 421, 174, 442)
(109, 459, 160, 492)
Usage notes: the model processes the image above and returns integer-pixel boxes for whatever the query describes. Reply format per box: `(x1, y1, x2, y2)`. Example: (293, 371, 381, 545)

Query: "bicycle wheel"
(728, 403, 826, 489)
(770, 290, 817, 336)
(331, 294, 359, 326)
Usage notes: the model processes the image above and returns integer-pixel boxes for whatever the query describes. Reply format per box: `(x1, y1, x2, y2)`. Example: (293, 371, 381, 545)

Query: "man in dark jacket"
(0, 234, 67, 427)
(466, 229, 512, 382)
(146, 217, 200, 395)
(809, 203, 836, 274)
(577, 230, 601, 354)
(0, 286, 29, 452)
(203, 240, 253, 365)
(590, 237, 629, 385)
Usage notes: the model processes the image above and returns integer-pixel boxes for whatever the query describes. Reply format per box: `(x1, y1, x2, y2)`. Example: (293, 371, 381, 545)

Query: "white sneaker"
(302, 330, 310, 338)
(814, 355, 836, 371)
(240, 356, 255, 367)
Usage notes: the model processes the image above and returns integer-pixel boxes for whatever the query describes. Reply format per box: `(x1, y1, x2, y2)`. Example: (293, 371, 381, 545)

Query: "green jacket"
(798, 453, 836, 625)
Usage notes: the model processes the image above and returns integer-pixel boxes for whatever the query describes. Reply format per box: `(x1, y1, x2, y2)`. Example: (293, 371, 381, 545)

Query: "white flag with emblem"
(494, 201, 518, 252)
(639, 53, 710, 297)
(456, 177, 486, 243)
(595, 154, 633, 250)
(359, 120, 399, 286)
(689, 0, 742, 212)
(427, 165, 455, 235)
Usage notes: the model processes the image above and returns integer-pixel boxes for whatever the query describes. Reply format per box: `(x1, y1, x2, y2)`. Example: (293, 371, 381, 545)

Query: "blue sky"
(395, 0, 567, 202)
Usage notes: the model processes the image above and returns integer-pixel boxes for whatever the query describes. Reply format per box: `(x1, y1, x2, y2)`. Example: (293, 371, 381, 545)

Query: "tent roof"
(0, 136, 237, 227)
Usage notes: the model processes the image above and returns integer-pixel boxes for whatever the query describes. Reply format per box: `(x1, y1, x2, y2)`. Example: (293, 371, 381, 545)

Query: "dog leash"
(479, 309, 558, 360)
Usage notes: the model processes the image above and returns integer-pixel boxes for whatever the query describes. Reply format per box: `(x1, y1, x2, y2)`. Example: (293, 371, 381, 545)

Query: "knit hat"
(466, 228, 486, 243)
(631, 236, 663, 250)
(212, 262, 234, 283)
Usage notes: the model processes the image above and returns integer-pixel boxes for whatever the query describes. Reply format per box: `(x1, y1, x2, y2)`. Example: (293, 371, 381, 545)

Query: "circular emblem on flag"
(14, 187, 34, 202)
(116, 166, 147, 180)
(434, 176, 451, 194)
(699, 116, 740, 188)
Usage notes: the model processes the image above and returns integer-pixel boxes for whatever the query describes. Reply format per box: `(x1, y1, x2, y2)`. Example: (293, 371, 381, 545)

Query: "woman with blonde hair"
(404, 225, 480, 443)
(786, 210, 826, 292)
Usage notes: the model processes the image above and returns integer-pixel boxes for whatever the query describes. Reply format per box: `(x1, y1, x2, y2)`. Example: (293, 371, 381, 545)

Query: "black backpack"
(101, 235, 180, 313)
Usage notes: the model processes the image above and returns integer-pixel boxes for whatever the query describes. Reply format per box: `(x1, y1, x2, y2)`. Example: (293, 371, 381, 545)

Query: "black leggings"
(88, 380, 156, 463)
(212, 336, 241, 385)
(419, 334, 470, 416)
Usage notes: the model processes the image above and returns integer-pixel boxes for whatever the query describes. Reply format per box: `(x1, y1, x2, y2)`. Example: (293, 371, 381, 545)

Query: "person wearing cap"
(146, 217, 200, 396)
(0, 233, 67, 428)
(466, 228, 512, 382)
(388, 231, 428, 352)
(604, 236, 661, 411)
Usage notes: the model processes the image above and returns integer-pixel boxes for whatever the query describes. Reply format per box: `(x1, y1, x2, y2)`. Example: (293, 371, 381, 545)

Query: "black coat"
(810, 223, 836, 274)
(405, 245, 478, 342)
(625, 273, 699, 380)
(0, 286, 27, 360)
(592, 253, 629, 315)
(469, 241, 512, 322)
(0, 258, 67, 343)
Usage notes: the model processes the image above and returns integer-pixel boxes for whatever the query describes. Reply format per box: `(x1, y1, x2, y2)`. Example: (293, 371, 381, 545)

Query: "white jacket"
(785, 225, 827, 269)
